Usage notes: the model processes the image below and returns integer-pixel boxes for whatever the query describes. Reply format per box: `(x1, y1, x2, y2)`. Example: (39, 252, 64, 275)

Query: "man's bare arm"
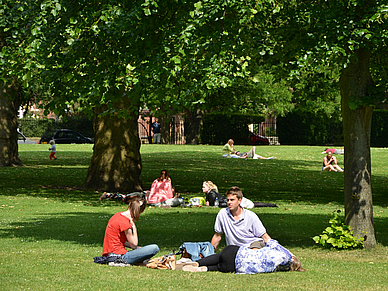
(211, 233, 222, 250)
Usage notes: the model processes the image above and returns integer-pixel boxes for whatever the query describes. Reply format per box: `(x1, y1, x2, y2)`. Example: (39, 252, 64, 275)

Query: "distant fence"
(138, 116, 278, 145)
(249, 118, 279, 145)
(138, 115, 185, 145)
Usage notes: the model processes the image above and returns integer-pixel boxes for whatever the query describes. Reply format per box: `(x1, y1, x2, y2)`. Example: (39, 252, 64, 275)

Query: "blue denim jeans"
(121, 244, 159, 264)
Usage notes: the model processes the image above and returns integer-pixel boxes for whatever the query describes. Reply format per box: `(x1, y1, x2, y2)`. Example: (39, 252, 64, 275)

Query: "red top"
(102, 212, 132, 256)
(147, 179, 174, 203)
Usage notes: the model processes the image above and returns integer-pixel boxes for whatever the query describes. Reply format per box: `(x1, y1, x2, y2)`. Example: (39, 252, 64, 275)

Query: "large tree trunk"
(159, 114, 170, 144)
(185, 109, 204, 145)
(0, 80, 22, 167)
(83, 97, 142, 192)
(340, 48, 376, 248)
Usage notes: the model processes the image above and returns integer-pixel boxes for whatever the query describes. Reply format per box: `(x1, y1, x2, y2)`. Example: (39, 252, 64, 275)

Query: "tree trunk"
(160, 115, 170, 144)
(0, 80, 22, 167)
(83, 98, 142, 192)
(340, 48, 376, 248)
(185, 109, 204, 145)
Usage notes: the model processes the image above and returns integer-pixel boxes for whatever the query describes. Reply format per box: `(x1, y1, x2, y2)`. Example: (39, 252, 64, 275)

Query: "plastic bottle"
(214, 197, 219, 207)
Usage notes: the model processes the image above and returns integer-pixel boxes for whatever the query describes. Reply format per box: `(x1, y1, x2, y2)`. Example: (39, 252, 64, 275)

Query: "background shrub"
(18, 116, 94, 138)
(200, 113, 265, 145)
(277, 109, 343, 145)
(371, 110, 388, 147)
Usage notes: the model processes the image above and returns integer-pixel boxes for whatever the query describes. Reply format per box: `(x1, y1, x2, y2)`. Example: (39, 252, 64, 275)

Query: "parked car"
(39, 129, 93, 144)
(249, 132, 270, 145)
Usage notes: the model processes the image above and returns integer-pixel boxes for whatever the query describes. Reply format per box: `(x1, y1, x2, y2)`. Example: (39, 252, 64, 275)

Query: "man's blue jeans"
(121, 244, 159, 264)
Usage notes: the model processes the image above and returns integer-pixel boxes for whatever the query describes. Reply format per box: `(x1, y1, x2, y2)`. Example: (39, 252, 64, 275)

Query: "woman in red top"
(102, 195, 159, 264)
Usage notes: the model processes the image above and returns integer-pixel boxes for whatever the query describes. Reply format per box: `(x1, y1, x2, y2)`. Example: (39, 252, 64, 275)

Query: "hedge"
(277, 109, 343, 145)
(371, 110, 388, 147)
(200, 113, 265, 145)
(277, 109, 388, 147)
(18, 116, 94, 138)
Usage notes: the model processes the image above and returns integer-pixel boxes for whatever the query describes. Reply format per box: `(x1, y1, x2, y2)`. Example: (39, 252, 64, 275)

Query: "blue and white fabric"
(235, 239, 293, 274)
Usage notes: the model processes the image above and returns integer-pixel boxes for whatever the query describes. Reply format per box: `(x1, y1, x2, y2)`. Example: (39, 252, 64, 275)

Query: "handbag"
(145, 253, 176, 270)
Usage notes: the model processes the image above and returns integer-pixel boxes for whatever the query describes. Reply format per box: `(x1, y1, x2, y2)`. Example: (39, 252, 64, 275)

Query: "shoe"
(108, 262, 130, 267)
(176, 262, 199, 271)
(182, 265, 207, 272)
(267, 157, 274, 160)
(176, 258, 193, 264)
(160, 205, 171, 209)
(99, 192, 108, 201)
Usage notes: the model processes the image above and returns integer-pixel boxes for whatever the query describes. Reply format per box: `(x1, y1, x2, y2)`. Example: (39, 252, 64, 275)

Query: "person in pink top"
(147, 170, 183, 207)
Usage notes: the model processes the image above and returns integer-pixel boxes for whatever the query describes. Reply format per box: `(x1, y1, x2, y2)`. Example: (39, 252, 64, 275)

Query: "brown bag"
(145, 254, 176, 270)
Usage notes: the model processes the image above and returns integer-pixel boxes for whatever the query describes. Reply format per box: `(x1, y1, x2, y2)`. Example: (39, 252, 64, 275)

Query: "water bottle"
(214, 197, 219, 207)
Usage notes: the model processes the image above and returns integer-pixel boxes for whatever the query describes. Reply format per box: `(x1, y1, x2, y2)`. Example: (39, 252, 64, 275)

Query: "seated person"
(323, 151, 344, 172)
(182, 239, 305, 274)
(222, 139, 240, 158)
(211, 187, 272, 252)
(100, 170, 183, 207)
(147, 169, 183, 207)
(101, 195, 159, 265)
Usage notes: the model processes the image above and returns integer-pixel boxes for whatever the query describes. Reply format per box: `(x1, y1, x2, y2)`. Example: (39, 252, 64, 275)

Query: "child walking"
(49, 140, 57, 160)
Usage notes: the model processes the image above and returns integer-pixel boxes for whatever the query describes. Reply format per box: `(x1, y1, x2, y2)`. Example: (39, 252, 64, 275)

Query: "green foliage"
(277, 109, 343, 145)
(313, 211, 364, 250)
(200, 113, 264, 145)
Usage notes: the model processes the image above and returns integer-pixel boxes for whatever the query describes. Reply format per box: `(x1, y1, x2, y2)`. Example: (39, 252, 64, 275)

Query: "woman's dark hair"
(290, 256, 306, 272)
(157, 169, 170, 182)
(127, 195, 146, 221)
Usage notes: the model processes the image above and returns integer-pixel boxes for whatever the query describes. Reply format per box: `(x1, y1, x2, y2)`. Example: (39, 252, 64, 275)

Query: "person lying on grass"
(182, 239, 305, 274)
(222, 139, 274, 159)
(102, 195, 159, 265)
(202, 181, 277, 208)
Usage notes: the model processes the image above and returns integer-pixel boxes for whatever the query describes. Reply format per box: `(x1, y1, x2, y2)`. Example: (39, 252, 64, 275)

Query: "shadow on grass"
(2, 210, 387, 249)
(6, 148, 388, 208)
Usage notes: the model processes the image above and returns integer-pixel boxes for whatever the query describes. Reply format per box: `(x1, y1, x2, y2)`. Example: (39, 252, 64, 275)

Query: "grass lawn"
(1, 144, 387, 290)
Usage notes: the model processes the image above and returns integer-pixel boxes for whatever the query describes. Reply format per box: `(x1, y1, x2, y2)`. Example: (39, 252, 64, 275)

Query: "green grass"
(1, 144, 388, 290)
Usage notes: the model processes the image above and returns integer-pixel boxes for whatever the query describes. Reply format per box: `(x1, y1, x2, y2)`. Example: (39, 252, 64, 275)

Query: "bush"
(313, 210, 364, 250)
